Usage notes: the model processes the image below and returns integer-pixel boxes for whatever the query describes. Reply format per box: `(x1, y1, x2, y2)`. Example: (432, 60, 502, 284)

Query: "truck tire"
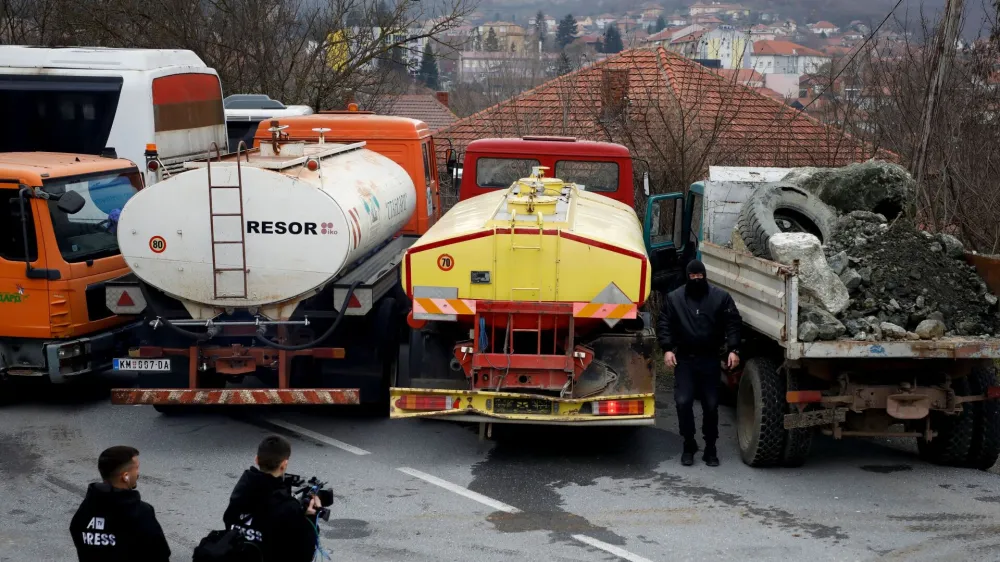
(918, 377, 975, 466)
(735, 184, 837, 260)
(966, 366, 1000, 470)
(736, 358, 786, 467)
(782, 371, 813, 467)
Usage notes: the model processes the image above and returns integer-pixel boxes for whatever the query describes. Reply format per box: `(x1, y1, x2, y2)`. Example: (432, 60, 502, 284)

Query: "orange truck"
(0, 153, 144, 385)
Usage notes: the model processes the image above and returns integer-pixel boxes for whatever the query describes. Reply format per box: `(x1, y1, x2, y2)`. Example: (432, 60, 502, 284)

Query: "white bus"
(0, 47, 228, 180)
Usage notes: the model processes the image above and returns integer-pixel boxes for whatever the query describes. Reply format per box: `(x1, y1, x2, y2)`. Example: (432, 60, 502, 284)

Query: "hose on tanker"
(253, 280, 362, 351)
(138, 282, 214, 342)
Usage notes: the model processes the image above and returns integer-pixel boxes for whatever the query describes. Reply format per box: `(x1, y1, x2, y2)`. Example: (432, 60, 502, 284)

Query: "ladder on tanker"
(206, 142, 249, 299)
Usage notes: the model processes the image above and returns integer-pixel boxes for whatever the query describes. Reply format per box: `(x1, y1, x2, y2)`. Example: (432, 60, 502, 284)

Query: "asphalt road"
(1, 374, 999, 562)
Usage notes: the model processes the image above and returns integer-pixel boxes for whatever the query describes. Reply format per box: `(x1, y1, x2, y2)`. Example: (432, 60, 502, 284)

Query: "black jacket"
(223, 467, 318, 562)
(657, 284, 742, 358)
(70, 482, 171, 562)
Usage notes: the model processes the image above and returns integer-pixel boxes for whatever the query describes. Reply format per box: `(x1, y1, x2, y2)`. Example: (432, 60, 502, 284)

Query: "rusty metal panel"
(784, 408, 846, 429)
(966, 253, 1000, 296)
(794, 339, 1000, 359)
(702, 242, 791, 344)
(111, 388, 361, 405)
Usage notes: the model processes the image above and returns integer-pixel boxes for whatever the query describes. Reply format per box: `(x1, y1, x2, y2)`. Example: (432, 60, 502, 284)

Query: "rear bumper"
(11, 321, 144, 383)
(111, 388, 361, 406)
(390, 388, 655, 425)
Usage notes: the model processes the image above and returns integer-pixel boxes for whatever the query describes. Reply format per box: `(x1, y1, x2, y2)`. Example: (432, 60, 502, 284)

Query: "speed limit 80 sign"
(149, 235, 167, 254)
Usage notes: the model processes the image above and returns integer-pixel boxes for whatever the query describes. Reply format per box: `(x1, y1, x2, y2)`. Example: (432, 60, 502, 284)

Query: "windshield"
(476, 157, 540, 188)
(554, 161, 620, 192)
(45, 170, 141, 263)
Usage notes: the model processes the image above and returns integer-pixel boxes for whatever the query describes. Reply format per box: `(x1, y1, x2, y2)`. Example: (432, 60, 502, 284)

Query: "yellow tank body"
(402, 172, 651, 305)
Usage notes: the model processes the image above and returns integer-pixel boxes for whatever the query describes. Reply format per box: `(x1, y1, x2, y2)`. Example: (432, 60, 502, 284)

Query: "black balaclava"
(685, 259, 708, 298)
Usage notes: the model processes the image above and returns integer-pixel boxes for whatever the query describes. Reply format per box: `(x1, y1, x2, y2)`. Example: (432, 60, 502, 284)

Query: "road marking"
(572, 535, 655, 562)
(264, 419, 371, 456)
(396, 467, 521, 514)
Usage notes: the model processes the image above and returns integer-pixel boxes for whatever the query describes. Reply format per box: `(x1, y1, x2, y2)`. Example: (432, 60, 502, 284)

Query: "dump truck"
(0, 153, 144, 385)
(107, 115, 440, 410)
(389, 166, 666, 426)
(645, 166, 1000, 468)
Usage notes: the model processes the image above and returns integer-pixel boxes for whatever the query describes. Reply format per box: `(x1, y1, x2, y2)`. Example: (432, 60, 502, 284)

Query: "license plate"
(493, 397, 553, 415)
(113, 358, 171, 371)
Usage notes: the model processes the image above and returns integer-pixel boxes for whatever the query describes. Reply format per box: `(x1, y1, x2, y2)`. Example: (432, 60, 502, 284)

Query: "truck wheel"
(736, 184, 837, 260)
(736, 358, 786, 467)
(918, 377, 975, 466)
(782, 371, 813, 467)
(966, 366, 1000, 470)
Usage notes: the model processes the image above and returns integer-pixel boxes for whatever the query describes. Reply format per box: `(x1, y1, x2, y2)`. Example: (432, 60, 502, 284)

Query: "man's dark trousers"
(674, 356, 720, 444)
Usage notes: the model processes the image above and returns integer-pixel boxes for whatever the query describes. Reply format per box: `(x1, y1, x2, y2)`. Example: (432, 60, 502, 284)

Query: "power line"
(799, 0, 906, 113)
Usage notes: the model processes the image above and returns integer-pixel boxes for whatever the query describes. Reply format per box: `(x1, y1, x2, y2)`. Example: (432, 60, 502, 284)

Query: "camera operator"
(69, 445, 170, 562)
(223, 435, 322, 562)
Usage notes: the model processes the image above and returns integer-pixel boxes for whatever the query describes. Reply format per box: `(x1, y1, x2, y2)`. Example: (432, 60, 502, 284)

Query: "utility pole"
(912, 0, 965, 209)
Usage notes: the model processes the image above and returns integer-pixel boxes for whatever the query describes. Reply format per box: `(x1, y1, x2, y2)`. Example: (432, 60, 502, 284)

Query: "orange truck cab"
(0, 153, 143, 383)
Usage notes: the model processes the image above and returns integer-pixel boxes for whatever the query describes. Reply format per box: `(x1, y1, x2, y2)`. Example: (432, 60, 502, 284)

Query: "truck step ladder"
(206, 142, 249, 299)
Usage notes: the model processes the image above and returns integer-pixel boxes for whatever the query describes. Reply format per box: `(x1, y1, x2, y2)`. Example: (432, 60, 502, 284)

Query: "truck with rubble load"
(105, 114, 441, 410)
(658, 165, 1000, 468)
(1, 152, 144, 386)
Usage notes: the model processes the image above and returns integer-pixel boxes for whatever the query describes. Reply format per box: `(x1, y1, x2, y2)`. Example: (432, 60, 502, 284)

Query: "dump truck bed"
(701, 242, 1000, 360)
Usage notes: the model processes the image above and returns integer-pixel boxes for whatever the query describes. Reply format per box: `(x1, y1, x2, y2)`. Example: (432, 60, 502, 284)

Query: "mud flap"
(573, 330, 655, 398)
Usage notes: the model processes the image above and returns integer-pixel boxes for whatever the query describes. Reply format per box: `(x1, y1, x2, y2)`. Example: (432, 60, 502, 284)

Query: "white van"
(0, 47, 228, 179)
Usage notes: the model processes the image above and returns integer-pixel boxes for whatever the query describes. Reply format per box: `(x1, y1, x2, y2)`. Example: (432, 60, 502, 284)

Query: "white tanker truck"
(105, 122, 433, 410)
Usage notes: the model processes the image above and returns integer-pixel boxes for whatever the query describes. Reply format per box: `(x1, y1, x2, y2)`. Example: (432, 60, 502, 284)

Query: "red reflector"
(306, 159, 319, 172)
(147, 160, 159, 171)
(406, 311, 427, 329)
(593, 400, 644, 416)
(988, 386, 1000, 400)
(786, 391, 823, 404)
(348, 294, 362, 308)
(136, 346, 164, 358)
(394, 395, 456, 411)
(117, 290, 135, 307)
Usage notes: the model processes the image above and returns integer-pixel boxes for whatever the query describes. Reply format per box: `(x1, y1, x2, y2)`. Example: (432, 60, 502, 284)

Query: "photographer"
(223, 435, 322, 562)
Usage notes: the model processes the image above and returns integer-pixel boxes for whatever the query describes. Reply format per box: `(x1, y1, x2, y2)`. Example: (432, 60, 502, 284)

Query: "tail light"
(988, 386, 1000, 400)
(394, 395, 462, 411)
(786, 391, 823, 404)
(147, 159, 160, 172)
(592, 400, 644, 416)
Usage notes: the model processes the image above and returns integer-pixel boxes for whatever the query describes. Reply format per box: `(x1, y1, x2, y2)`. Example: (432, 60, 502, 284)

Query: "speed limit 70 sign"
(149, 236, 167, 254)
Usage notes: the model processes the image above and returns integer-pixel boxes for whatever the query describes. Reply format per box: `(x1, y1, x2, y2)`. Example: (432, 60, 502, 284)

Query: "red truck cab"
(450, 137, 636, 208)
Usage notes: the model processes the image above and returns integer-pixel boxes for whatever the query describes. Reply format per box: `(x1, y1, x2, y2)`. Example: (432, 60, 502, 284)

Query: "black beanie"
(686, 260, 706, 277)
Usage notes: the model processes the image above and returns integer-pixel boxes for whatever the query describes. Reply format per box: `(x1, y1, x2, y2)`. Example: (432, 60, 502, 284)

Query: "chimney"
(435, 91, 449, 108)
(601, 68, 630, 120)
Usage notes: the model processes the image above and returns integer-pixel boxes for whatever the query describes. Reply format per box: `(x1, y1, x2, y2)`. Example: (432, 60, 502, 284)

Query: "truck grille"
(86, 283, 114, 321)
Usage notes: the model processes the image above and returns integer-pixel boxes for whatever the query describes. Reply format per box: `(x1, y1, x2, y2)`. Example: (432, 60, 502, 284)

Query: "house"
(477, 22, 527, 52)
(750, 24, 776, 42)
(457, 51, 558, 84)
(668, 14, 689, 26)
(688, 2, 746, 17)
(434, 47, 889, 191)
(693, 15, 723, 25)
(695, 26, 754, 69)
(669, 29, 707, 58)
(751, 40, 830, 75)
(808, 21, 840, 35)
(380, 93, 458, 133)
(595, 14, 618, 29)
(644, 27, 677, 47)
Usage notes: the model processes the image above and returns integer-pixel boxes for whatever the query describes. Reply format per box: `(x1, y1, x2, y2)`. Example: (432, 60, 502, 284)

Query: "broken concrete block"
(906, 331, 921, 341)
(938, 234, 964, 259)
(800, 305, 847, 340)
(987, 294, 999, 307)
(880, 322, 907, 339)
(782, 161, 915, 220)
(827, 251, 849, 275)
(770, 233, 850, 315)
(840, 268, 862, 291)
(915, 319, 946, 339)
(929, 242, 943, 253)
(799, 321, 820, 342)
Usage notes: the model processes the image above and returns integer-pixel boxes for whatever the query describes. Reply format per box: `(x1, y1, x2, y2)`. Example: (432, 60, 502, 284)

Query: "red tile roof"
(381, 94, 457, 133)
(753, 40, 827, 58)
(713, 68, 765, 84)
(433, 47, 892, 175)
(811, 21, 838, 29)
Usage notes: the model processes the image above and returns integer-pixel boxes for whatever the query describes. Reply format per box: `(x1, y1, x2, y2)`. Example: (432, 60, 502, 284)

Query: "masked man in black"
(70, 445, 171, 561)
(223, 435, 323, 562)
(658, 259, 742, 467)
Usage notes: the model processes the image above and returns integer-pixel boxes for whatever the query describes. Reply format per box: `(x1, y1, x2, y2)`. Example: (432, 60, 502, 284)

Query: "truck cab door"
(643, 192, 694, 294)
(0, 186, 51, 343)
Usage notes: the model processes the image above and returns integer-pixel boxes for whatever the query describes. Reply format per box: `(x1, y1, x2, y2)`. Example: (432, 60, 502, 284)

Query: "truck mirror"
(56, 190, 86, 215)
(643, 171, 650, 196)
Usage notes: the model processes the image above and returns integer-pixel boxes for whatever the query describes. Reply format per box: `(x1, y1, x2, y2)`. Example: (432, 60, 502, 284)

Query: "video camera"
(283, 473, 334, 522)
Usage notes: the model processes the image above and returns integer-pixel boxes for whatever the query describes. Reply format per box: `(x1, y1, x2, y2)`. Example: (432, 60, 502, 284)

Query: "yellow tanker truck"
(390, 167, 688, 426)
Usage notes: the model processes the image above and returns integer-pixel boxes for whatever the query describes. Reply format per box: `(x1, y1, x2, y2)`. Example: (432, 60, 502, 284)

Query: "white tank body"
(117, 144, 416, 313)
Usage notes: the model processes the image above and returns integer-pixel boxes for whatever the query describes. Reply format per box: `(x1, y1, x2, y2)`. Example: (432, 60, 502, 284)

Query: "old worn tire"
(736, 358, 785, 467)
(736, 184, 837, 260)
(782, 371, 813, 467)
(966, 366, 1000, 470)
(918, 377, 975, 466)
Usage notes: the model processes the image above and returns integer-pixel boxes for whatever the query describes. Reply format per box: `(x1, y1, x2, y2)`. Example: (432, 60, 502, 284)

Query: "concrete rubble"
(745, 164, 1000, 342)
